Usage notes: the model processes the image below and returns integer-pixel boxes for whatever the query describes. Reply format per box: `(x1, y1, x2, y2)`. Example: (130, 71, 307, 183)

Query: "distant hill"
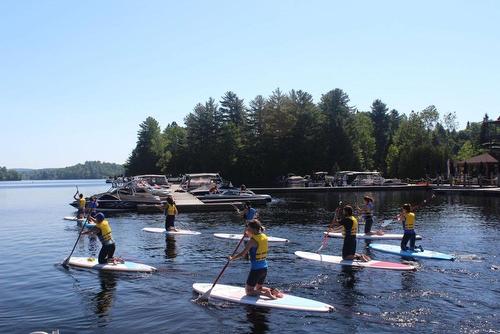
(15, 161, 125, 180)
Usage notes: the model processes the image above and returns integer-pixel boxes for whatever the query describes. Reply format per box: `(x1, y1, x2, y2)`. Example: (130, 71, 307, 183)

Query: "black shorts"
(364, 217, 373, 234)
(165, 215, 175, 228)
(342, 236, 357, 259)
(246, 268, 267, 287)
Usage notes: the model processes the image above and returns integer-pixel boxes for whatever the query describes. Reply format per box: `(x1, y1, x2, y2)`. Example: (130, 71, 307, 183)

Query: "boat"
(305, 172, 333, 187)
(196, 188, 272, 205)
(70, 182, 162, 212)
(132, 174, 171, 197)
(180, 173, 223, 191)
(332, 171, 406, 186)
(284, 174, 308, 187)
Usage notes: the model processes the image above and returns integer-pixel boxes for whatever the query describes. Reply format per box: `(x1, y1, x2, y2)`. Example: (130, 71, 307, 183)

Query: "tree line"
(10, 161, 125, 180)
(125, 88, 487, 185)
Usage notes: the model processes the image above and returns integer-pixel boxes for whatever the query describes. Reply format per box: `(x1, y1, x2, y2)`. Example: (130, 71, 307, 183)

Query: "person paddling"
(89, 196, 99, 217)
(332, 205, 370, 262)
(164, 195, 179, 232)
(73, 191, 86, 219)
(85, 213, 121, 264)
(360, 195, 375, 235)
(400, 204, 421, 251)
(240, 201, 258, 223)
(229, 220, 283, 299)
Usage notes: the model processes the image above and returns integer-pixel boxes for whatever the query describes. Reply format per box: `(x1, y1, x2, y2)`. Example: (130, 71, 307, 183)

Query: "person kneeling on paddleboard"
(229, 220, 283, 300)
(85, 213, 120, 264)
(336, 205, 370, 262)
(400, 204, 422, 252)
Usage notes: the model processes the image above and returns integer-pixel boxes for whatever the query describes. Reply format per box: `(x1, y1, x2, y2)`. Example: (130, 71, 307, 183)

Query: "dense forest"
(0, 166, 21, 181)
(124, 88, 488, 185)
(15, 161, 124, 180)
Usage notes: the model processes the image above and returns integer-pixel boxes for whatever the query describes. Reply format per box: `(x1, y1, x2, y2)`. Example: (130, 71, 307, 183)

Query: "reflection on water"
(1, 183, 500, 333)
(165, 235, 177, 259)
(93, 272, 117, 322)
(245, 306, 269, 334)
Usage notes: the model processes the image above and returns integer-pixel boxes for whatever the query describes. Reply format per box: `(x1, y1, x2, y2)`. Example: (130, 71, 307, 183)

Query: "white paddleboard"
(142, 227, 201, 235)
(63, 216, 84, 222)
(295, 251, 415, 271)
(192, 283, 333, 312)
(66, 257, 156, 272)
(369, 244, 455, 261)
(214, 233, 289, 243)
(324, 232, 423, 240)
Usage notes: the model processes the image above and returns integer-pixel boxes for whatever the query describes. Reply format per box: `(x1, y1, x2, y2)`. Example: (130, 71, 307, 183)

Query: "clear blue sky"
(1, 0, 499, 168)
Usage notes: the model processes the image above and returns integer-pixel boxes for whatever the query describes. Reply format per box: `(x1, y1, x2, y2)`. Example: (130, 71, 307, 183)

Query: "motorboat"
(70, 182, 162, 212)
(180, 173, 223, 191)
(196, 188, 272, 205)
(305, 172, 333, 187)
(132, 174, 171, 197)
(285, 174, 308, 187)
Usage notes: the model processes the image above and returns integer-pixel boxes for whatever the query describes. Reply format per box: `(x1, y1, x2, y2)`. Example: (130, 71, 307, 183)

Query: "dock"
(250, 184, 431, 194)
(433, 185, 500, 196)
(137, 184, 244, 213)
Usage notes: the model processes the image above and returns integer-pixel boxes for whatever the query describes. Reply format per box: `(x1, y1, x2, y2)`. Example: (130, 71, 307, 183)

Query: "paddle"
(193, 230, 247, 303)
(62, 208, 91, 269)
(317, 201, 343, 252)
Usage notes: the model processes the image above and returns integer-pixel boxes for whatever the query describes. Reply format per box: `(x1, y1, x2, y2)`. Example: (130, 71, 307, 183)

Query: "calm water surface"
(0, 180, 498, 333)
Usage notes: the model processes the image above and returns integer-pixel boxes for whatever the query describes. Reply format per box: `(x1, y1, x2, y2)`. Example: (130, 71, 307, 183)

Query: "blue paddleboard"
(369, 243, 454, 261)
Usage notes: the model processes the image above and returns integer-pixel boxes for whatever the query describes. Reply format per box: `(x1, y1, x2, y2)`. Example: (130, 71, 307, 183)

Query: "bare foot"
(263, 290, 277, 300)
(270, 288, 284, 298)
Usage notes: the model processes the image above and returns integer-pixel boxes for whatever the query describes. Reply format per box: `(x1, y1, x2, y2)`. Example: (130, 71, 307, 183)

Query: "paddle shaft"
(318, 201, 343, 251)
(201, 231, 246, 299)
(63, 208, 90, 267)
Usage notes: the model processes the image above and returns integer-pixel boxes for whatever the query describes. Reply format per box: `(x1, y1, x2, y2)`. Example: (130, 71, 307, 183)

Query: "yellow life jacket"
(342, 216, 358, 237)
(96, 220, 113, 242)
(79, 198, 86, 209)
(251, 233, 268, 261)
(404, 212, 415, 230)
(166, 203, 176, 216)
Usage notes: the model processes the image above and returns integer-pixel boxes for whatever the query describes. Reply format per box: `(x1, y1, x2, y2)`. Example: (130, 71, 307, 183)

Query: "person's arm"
(230, 239, 255, 261)
(174, 205, 178, 216)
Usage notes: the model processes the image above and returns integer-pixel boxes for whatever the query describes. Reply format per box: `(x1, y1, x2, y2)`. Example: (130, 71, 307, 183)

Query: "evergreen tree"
(125, 117, 164, 175)
(369, 99, 390, 173)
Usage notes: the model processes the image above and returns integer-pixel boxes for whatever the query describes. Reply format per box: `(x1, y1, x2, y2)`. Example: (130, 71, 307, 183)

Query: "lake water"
(0, 180, 498, 333)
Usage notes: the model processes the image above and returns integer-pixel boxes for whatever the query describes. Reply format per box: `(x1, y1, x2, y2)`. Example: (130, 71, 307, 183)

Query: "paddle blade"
(192, 287, 213, 303)
(381, 220, 393, 227)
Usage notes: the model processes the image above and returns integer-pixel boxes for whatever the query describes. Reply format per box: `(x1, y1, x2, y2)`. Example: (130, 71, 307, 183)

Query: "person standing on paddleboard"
(164, 195, 178, 232)
(335, 205, 370, 262)
(74, 191, 86, 219)
(85, 213, 119, 264)
(400, 204, 418, 251)
(360, 195, 375, 235)
(229, 220, 283, 299)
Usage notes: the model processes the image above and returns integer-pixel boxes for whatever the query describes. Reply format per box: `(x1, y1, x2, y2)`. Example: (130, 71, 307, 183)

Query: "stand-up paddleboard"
(324, 232, 422, 240)
(142, 227, 201, 235)
(192, 283, 333, 312)
(214, 233, 289, 243)
(295, 251, 415, 270)
(369, 244, 455, 261)
(63, 216, 84, 222)
(66, 257, 156, 272)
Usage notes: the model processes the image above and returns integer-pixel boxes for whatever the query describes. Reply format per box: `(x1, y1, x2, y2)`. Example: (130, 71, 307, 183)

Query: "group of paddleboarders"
(328, 195, 422, 261)
(73, 191, 99, 219)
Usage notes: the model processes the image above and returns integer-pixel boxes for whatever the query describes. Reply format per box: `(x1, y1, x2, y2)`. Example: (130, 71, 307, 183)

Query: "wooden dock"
(137, 185, 244, 213)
